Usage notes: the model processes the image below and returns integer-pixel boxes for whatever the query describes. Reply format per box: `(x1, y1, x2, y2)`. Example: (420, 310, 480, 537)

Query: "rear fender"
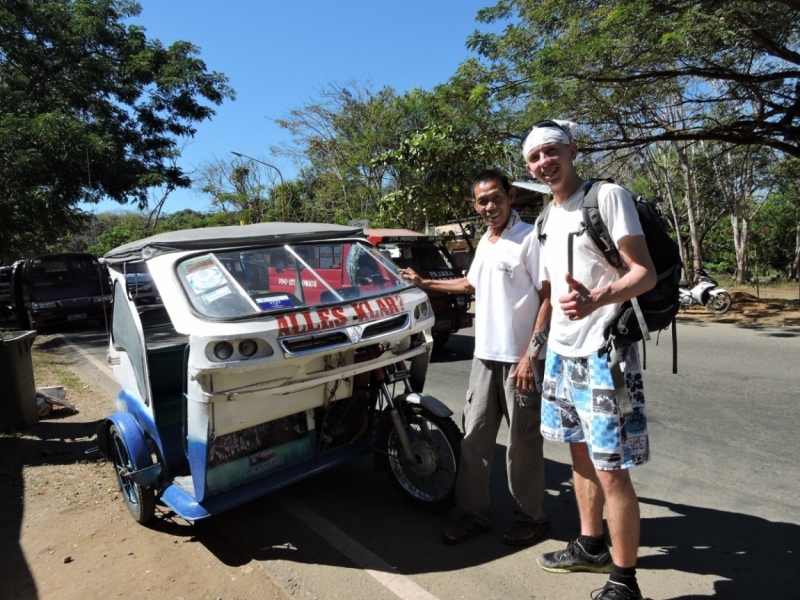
(96, 412, 161, 488)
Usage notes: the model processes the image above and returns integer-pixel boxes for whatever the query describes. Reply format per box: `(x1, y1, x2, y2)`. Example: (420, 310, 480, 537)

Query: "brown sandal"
(503, 520, 550, 546)
(442, 514, 490, 545)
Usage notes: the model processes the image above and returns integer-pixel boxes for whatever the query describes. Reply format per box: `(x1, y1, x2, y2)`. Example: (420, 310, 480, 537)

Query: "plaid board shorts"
(540, 345, 650, 470)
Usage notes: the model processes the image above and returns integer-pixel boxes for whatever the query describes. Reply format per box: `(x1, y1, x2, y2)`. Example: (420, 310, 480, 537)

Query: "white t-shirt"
(539, 182, 643, 357)
(467, 217, 542, 362)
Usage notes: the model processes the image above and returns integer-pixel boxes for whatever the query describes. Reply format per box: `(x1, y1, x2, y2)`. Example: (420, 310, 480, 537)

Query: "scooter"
(679, 267, 732, 315)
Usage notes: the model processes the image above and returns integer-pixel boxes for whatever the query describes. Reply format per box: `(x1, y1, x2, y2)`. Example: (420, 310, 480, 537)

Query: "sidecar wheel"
(706, 291, 732, 315)
(378, 406, 462, 513)
(109, 425, 156, 524)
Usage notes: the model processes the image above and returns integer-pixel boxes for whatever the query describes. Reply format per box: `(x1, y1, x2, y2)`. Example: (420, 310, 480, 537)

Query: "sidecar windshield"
(175, 240, 412, 319)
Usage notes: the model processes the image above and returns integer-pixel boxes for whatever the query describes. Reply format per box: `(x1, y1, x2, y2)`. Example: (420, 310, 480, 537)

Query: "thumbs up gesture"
(558, 272, 597, 320)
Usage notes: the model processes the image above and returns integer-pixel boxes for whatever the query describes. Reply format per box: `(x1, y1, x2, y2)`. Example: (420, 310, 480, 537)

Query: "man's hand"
(398, 267, 424, 287)
(509, 352, 536, 393)
(559, 272, 599, 320)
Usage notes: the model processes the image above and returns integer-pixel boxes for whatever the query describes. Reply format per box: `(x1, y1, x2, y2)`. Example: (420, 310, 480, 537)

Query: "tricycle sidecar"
(97, 222, 461, 524)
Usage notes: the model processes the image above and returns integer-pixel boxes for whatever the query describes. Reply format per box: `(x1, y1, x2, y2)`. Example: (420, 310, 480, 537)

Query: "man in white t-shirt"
(398, 169, 550, 547)
(522, 120, 656, 600)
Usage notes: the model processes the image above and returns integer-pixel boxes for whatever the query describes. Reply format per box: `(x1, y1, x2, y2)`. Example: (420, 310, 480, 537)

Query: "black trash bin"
(0, 330, 38, 429)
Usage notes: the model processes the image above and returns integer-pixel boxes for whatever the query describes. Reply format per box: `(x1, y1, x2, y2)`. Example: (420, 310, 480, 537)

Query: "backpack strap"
(607, 338, 634, 416)
(582, 179, 624, 269)
(535, 202, 552, 244)
(584, 179, 651, 341)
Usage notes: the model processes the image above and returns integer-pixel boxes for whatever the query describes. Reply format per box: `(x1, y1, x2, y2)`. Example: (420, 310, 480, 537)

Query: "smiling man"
(523, 120, 656, 600)
(399, 169, 550, 547)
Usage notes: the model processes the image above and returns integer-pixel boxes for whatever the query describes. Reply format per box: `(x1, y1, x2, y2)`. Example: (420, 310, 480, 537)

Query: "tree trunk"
(675, 143, 702, 276)
(792, 207, 800, 280)
(731, 212, 750, 284)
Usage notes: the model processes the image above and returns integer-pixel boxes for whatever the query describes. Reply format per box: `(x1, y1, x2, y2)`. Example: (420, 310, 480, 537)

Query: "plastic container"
(0, 330, 38, 429)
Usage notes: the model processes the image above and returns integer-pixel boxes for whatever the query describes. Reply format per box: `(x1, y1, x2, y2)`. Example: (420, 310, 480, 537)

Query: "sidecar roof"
(104, 222, 365, 264)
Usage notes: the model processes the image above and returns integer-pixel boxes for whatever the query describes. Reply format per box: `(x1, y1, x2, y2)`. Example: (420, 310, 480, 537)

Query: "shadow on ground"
(0, 418, 104, 600)
(189, 445, 799, 598)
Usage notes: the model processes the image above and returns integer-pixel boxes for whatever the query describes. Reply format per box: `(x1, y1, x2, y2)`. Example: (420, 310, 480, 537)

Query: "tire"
(706, 290, 732, 315)
(432, 332, 450, 348)
(109, 425, 156, 524)
(377, 405, 462, 513)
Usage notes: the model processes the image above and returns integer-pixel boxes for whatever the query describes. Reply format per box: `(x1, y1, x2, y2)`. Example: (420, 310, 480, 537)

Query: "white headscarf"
(522, 120, 578, 160)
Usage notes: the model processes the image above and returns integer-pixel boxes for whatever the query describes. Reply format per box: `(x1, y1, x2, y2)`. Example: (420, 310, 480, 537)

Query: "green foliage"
(0, 0, 234, 261)
(272, 81, 407, 224)
(87, 225, 137, 256)
(376, 123, 506, 230)
(468, 1, 800, 157)
(751, 189, 799, 275)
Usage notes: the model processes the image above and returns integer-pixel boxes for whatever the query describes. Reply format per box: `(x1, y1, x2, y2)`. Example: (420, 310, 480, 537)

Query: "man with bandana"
(398, 169, 551, 547)
(522, 120, 656, 600)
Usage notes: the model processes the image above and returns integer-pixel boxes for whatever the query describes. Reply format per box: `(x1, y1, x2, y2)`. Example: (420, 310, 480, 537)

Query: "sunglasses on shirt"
(520, 120, 570, 148)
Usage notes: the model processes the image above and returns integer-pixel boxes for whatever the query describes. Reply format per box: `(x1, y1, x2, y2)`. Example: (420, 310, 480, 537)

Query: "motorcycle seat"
(679, 280, 690, 287)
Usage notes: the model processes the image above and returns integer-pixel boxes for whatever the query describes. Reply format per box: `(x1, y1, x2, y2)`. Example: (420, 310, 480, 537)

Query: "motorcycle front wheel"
(377, 405, 462, 513)
(706, 290, 733, 315)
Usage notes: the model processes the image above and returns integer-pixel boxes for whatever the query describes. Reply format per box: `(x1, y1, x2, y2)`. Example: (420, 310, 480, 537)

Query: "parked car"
(363, 229, 473, 347)
(0, 265, 13, 321)
(123, 261, 159, 304)
(11, 253, 112, 330)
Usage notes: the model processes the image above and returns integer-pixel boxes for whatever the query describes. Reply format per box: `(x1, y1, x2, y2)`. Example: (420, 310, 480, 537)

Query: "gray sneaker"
(591, 581, 650, 600)
(537, 539, 613, 573)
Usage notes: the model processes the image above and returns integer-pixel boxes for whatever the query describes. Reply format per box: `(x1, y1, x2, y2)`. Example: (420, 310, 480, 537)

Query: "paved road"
(48, 318, 800, 599)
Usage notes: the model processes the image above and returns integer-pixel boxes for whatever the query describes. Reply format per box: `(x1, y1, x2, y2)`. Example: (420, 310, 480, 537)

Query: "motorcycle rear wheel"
(706, 290, 733, 315)
(377, 405, 462, 513)
(109, 425, 156, 524)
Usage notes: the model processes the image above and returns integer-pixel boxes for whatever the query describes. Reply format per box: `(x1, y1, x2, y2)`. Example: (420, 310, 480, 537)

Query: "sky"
(81, 0, 504, 215)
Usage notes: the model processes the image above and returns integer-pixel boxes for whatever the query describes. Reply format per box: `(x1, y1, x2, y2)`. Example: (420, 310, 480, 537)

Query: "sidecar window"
(175, 241, 413, 319)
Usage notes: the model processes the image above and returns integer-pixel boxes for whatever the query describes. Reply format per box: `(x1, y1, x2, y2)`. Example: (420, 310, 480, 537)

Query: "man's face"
(525, 142, 577, 191)
(472, 179, 513, 229)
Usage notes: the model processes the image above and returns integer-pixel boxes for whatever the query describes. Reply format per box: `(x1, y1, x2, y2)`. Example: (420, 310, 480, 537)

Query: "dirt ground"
(677, 283, 800, 328)
(0, 342, 287, 600)
(1, 282, 797, 600)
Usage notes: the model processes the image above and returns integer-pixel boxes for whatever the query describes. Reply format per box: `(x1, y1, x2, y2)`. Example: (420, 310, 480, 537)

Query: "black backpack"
(536, 178, 682, 374)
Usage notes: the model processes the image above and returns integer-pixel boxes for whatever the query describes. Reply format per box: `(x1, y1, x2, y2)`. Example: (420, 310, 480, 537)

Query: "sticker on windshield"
(204, 286, 232, 303)
(188, 266, 225, 292)
(256, 295, 294, 311)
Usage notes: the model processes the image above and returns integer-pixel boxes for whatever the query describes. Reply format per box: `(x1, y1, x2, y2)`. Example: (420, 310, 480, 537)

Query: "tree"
(374, 79, 519, 235)
(0, 0, 234, 260)
(377, 123, 507, 233)
(272, 80, 406, 223)
(467, 0, 800, 157)
(195, 156, 281, 224)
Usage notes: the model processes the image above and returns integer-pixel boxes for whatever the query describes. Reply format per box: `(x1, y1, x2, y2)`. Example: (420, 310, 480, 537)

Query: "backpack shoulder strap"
(582, 179, 625, 269)
(535, 202, 552, 244)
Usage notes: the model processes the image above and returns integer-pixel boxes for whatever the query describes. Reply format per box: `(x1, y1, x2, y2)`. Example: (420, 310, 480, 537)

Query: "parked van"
(363, 229, 473, 346)
(11, 253, 112, 330)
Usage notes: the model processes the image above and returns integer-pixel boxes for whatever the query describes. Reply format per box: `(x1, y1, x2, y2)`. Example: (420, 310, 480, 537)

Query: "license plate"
(67, 313, 87, 321)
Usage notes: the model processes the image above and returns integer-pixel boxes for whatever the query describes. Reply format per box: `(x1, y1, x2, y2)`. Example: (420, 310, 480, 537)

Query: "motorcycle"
(679, 267, 733, 315)
(96, 222, 462, 525)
